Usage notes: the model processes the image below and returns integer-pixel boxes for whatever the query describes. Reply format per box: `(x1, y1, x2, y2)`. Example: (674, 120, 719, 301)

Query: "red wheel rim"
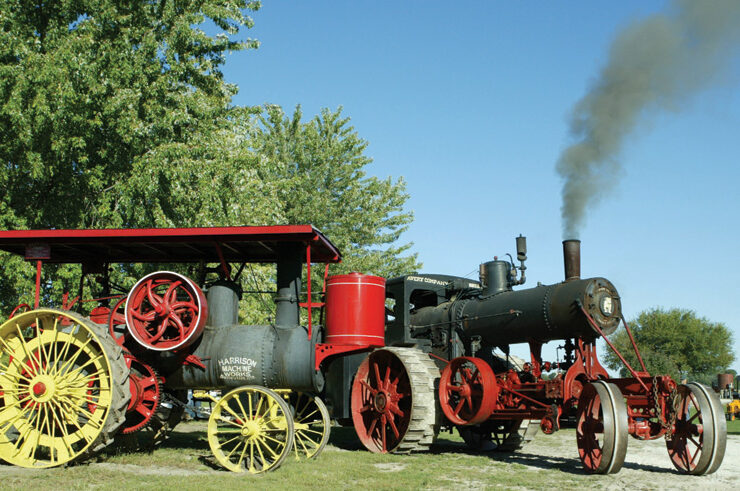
(351, 350, 411, 453)
(576, 384, 605, 472)
(122, 353, 161, 434)
(666, 385, 705, 472)
(125, 271, 207, 351)
(439, 357, 497, 425)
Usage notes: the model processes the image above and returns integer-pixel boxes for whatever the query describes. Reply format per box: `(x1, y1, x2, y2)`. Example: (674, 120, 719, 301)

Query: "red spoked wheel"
(125, 271, 207, 351)
(666, 383, 726, 475)
(121, 353, 161, 434)
(576, 380, 628, 474)
(439, 357, 497, 425)
(108, 296, 128, 347)
(351, 348, 437, 454)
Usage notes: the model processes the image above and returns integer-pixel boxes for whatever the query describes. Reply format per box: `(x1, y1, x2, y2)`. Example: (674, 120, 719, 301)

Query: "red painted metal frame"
(466, 313, 680, 444)
(0, 225, 342, 264)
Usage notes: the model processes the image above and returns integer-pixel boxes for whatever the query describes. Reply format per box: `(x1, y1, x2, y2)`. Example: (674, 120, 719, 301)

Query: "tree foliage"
(251, 105, 420, 278)
(0, 2, 420, 322)
(602, 308, 735, 383)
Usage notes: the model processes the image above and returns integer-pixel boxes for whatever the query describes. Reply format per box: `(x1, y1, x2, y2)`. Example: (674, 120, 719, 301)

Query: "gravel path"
(511, 428, 740, 489)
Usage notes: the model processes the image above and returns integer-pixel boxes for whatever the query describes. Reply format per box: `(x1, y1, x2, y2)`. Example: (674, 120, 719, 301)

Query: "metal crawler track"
(383, 347, 440, 453)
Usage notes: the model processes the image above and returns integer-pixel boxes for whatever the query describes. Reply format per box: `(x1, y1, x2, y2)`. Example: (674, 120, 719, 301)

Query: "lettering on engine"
(218, 357, 258, 381)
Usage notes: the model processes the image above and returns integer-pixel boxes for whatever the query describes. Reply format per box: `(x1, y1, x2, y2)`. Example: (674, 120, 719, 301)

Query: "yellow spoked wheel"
(0, 309, 129, 468)
(286, 392, 331, 460)
(208, 386, 294, 473)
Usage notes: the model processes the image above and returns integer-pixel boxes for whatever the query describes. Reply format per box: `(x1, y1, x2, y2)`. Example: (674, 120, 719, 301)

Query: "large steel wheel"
(666, 382, 726, 475)
(0, 309, 129, 468)
(576, 380, 628, 474)
(351, 347, 438, 453)
(439, 357, 497, 426)
(208, 386, 294, 473)
(287, 392, 331, 460)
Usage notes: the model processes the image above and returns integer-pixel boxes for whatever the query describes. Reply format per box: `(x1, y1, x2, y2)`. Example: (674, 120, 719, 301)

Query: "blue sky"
(223, 1, 740, 374)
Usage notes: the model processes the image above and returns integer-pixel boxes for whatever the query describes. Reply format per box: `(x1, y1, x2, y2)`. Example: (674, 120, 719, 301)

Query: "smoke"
(557, 0, 740, 239)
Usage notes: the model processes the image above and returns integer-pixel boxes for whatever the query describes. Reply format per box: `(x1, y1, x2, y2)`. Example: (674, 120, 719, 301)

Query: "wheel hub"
(374, 392, 388, 412)
(29, 374, 56, 403)
(241, 420, 261, 438)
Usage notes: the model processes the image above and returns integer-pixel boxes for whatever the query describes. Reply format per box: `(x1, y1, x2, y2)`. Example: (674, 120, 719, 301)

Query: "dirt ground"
(505, 428, 740, 489)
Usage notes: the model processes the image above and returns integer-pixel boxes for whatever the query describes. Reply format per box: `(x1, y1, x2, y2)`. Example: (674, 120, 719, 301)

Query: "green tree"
(251, 105, 420, 278)
(0, 1, 264, 314)
(602, 308, 735, 383)
(0, 3, 421, 325)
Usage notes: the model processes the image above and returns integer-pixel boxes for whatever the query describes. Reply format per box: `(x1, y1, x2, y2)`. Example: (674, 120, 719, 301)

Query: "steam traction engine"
(328, 237, 727, 475)
(0, 226, 728, 476)
(0, 226, 351, 472)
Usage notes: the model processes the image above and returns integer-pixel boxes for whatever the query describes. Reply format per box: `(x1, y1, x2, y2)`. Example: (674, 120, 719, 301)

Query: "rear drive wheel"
(351, 347, 439, 453)
(0, 309, 129, 468)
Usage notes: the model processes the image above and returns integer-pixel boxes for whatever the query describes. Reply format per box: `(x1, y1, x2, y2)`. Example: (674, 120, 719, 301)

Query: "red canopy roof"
(0, 225, 341, 264)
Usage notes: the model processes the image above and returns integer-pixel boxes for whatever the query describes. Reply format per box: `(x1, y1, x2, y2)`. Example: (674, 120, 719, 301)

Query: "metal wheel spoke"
(220, 434, 244, 448)
(373, 363, 382, 388)
(454, 398, 465, 416)
(14, 324, 42, 374)
(296, 408, 318, 422)
(381, 414, 387, 451)
(224, 439, 245, 459)
(260, 433, 287, 449)
(234, 395, 250, 423)
(169, 314, 186, 339)
(297, 428, 324, 436)
(359, 380, 378, 395)
(56, 336, 95, 378)
(216, 415, 244, 428)
(388, 414, 400, 439)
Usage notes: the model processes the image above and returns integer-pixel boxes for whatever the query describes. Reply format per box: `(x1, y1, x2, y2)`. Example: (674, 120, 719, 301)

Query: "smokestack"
(563, 240, 581, 281)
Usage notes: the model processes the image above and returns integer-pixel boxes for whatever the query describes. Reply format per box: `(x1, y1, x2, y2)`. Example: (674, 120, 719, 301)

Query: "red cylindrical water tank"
(325, 273, 386, 347)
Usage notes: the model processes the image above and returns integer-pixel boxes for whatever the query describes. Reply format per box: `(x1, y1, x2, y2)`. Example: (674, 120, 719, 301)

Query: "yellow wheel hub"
(0, 310, 115, 468)
(207, 386, 294, 473)
(28, 374, 56, 403)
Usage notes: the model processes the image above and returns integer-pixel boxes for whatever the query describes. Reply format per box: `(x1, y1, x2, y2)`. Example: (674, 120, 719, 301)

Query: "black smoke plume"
(557, 0, 740, 239)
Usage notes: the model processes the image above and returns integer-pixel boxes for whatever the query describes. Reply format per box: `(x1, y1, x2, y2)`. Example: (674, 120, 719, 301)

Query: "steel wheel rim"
(666, 383, 726, 475)
(208, 386, 294, 473)
(439, 357, 497, 425)
(289, 392, 330, 459)
(576, 381, 628, 474)
(0, 310, 114, 467)
(351, 350, 412, 453)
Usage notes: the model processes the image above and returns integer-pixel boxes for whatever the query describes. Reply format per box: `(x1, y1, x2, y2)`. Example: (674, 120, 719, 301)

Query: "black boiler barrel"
(409, 277, 621, 345)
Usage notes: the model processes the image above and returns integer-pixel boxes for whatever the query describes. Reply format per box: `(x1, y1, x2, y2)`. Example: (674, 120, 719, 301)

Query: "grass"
(726, 417, 740, 435)
(0, 424, 584, 490)
(0, 422, 735, 489)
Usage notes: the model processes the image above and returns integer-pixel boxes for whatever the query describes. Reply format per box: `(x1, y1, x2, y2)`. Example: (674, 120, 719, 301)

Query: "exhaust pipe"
(563, 239, 581, 281)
